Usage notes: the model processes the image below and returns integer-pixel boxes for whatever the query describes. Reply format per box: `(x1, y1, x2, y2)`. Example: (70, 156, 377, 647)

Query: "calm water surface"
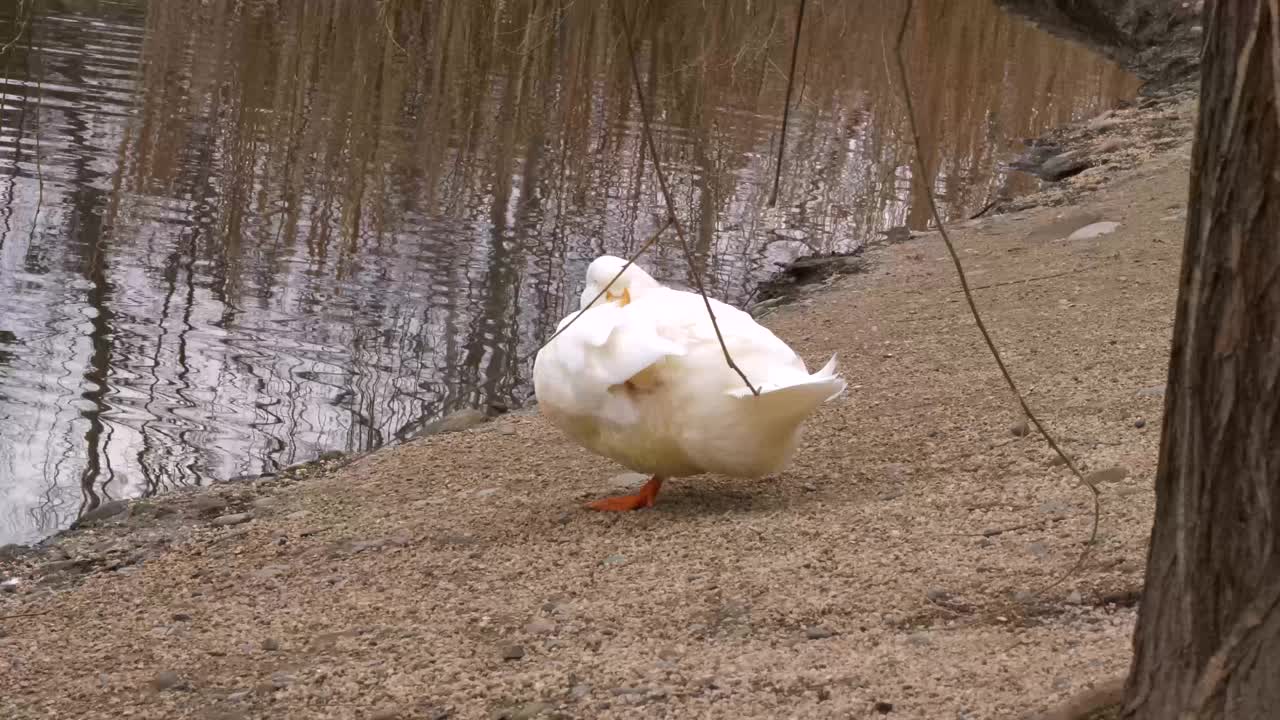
(0, 0, 1138, 544)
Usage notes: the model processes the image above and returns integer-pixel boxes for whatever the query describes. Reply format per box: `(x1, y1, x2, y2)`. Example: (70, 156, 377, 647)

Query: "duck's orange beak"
(605, 288, 632, 307)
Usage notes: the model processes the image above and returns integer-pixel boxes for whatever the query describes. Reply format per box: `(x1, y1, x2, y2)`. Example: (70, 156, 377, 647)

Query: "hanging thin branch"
(768, 0, 806, 207)
(890, 0, 1099, 596)
(24, 2, 44, 227)
(614, 0, 759, 395)
(526, 218, 672, 361)
(0, 0, 32, 55)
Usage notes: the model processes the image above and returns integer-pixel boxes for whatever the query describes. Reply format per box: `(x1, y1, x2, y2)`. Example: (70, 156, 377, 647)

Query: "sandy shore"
(1, 88, 1197, 719)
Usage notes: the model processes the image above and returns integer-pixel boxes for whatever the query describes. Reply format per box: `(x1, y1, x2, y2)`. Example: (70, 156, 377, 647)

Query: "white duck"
(532, 255, 847, 511)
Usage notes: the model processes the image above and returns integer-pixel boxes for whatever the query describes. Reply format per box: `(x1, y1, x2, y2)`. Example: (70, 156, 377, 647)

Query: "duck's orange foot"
(586, 476, 664, 512)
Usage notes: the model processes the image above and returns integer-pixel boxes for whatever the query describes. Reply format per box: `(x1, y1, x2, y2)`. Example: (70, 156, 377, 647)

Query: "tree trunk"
(1123, 2, 1280, 719)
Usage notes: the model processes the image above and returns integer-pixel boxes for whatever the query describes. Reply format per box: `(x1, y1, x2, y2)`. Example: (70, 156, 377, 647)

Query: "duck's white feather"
(533, 257, 846, 480)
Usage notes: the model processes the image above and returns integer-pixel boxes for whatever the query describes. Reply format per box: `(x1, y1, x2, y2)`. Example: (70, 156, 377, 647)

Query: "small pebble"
(1134, 418, 1147, 428)
(1039, 499, 1070, 516)
(501, 644, 525, 661)
(211, 513, 252, 527)
(1046, 453, 1072, 467)
(171, 612, 192, 622)
(524, 619, 555, 635)
(250, 496, 277, 511)
(151, 670, 182, 691)
(1010, 420, 1030, 437)
(1066, 220, 1120, 241)
(192, 496, 229, 517)
(262, 638, 280, 651)
(874, 700, 894, 714)
(804, 625, 836, 640)
(1066, 590, 1084, 605)
(602, 554, 628, 567)
(611, 687, 649, 696)
(504, 702, 553, 720)
(1085, 466, 1129, 485)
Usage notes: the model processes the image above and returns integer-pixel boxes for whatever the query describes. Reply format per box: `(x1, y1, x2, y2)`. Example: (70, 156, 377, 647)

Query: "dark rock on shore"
(753, 250, 868, 310)
(394, 404, 509, 443)
(71, 500, 131, 529)
(1010, 143, 1092, 182)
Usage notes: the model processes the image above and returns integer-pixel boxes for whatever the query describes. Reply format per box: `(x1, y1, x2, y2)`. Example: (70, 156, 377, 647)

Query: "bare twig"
(768, 0, 806, 207)
(526, 218, 671, 360)
(25, 2, 43, 220)
(968, 198, 999, 219)
(0, 15, 12, 200)
(1, 0, 31, 55)
(614, 0, 759, 395)
(890, 0, 1099, 597)
(378, 2, 409, 57)
(960, 266, 1098, 293)
(0, 609, 50, 621)
(945, 514, 1070, 538)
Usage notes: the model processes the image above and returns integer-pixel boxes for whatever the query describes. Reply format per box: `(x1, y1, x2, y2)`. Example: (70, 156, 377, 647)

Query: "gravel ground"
(0, 95, 1196, 720)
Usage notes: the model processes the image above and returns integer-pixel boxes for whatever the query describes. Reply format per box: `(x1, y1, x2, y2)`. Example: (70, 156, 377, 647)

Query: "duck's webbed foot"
(585, 476, 664, 512)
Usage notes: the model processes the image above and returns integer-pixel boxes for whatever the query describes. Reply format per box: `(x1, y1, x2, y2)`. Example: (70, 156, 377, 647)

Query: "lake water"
(0, 0, 1138, 545)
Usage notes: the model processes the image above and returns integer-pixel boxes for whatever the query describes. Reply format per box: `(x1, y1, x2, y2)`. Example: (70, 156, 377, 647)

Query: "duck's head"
(580, 255, 661, 310)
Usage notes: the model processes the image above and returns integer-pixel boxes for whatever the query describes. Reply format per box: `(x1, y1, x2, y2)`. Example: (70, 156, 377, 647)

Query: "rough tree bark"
(1122, 2, 1280, 718)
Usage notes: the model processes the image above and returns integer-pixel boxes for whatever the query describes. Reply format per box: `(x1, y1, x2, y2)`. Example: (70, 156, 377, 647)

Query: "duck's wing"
(535, 286, 844, 416)
(533, 301, 687, 420)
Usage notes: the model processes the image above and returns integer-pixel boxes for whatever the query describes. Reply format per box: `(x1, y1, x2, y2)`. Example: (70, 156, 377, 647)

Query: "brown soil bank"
(0, 84, 1198, 718)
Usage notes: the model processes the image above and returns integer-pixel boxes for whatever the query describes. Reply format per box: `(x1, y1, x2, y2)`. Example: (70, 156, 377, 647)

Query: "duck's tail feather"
(725, 353, 847, 421)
